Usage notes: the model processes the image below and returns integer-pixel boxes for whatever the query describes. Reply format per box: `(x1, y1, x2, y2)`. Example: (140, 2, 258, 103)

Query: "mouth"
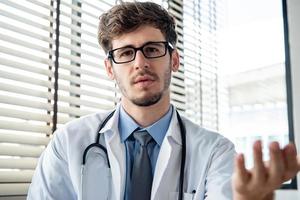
(133, 75, 155, 87)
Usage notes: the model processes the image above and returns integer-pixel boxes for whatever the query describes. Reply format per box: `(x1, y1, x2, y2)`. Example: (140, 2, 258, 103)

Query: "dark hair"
(98, 1, 177, 54)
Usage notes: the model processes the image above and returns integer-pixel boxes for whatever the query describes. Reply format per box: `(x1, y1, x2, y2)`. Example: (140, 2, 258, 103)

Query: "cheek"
(114, 69, 130, 86)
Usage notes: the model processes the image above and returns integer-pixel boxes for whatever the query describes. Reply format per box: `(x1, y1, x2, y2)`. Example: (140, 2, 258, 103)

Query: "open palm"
(232, 141, 300, 200)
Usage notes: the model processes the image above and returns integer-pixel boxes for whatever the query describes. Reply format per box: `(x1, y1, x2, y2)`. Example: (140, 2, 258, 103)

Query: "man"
(28, 1, 300, 200)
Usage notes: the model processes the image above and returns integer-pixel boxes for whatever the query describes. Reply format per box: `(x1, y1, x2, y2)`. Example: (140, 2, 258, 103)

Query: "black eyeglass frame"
(107, 41, 174, 64)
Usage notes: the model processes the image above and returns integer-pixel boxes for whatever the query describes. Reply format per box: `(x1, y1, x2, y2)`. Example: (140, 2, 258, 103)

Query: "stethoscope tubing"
(176, 111, 186, 200)
(82, 110, 115, 167)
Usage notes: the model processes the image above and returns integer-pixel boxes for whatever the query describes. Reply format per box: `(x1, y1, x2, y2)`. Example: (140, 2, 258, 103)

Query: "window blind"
(183, 0, 223, 130)
(0, 0, 54, 197)
(168, 0, 187, 113)
(55, 0, 117, 130)
(0, 0, 116, 197)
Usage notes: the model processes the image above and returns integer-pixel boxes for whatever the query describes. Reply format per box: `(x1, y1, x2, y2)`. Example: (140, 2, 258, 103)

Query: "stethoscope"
(82, 110, 186, 200)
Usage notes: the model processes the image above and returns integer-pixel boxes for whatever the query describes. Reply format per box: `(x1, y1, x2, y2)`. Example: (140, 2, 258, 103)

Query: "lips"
(132, 75, 156, 88)
(133, 75, 155, 84)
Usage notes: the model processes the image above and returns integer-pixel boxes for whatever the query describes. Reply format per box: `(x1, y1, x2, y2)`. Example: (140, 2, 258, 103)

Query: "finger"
(253, 140, 267, 183)
(282, 143, 298, 181)
(268, 141, 285, 184)
(234, 153, 250, 185)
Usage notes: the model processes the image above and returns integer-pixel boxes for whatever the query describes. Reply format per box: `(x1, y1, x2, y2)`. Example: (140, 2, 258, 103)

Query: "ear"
(171, 49, 180, 72)
(104, 58, 115, 80)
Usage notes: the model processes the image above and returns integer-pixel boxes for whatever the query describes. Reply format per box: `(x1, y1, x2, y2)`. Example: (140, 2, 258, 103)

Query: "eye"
(144, 46, 160, 53)
(143, 43, 165, 57)
(115, 48, 134, 58)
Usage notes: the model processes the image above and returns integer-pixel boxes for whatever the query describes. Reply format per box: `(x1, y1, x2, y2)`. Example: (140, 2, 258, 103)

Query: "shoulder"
(50, 110, 115, 157)
(181, 115, 235, 153)
(56, 110, 114, 138)
(64, 111, 111, 131)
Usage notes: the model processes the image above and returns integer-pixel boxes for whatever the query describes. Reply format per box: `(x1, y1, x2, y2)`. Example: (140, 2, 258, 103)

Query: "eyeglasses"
(107, 41, 174, 64)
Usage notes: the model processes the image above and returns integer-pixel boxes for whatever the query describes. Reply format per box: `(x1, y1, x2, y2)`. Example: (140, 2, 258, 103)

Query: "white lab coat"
(27, 105, 235, 200)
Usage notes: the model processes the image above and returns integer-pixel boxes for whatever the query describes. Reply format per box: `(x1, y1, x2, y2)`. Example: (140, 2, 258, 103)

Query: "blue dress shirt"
(118, 105, 173, 200)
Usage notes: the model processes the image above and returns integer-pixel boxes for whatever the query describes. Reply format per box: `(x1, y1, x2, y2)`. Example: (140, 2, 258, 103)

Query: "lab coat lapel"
(100, 106, 126, 200)
(151, 109, 182, 200)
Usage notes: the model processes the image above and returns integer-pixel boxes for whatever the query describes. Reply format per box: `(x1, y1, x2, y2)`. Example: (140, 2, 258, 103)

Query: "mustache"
(130, 69, 159, 84)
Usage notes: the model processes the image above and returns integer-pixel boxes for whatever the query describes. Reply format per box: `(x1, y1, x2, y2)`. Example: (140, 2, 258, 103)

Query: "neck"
(121, 93, 171, 127)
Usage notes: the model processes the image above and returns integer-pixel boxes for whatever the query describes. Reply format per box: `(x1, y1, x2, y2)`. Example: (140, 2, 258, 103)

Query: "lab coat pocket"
(80, 146, 112, 200)
(169, 192, 194, 200)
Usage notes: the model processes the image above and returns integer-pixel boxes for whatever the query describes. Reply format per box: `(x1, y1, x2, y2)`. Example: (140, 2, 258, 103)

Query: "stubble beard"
(115, 65, 172, 107)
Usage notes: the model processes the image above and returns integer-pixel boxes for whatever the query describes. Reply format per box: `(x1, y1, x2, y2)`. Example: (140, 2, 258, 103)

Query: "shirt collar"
(119, 105, 173, 146)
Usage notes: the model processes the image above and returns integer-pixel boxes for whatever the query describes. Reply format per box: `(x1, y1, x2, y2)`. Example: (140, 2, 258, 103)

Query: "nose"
(133, 50, 150, 70)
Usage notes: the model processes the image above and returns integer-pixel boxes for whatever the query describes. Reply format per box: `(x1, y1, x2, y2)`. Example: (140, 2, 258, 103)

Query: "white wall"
(275, 0, 300, 199)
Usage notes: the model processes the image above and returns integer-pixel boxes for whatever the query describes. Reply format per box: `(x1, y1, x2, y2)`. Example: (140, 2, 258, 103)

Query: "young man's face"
(104, 25, 179, 107)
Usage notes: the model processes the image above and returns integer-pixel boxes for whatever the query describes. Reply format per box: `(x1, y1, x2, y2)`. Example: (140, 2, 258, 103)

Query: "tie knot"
(133, 130, 153, 147)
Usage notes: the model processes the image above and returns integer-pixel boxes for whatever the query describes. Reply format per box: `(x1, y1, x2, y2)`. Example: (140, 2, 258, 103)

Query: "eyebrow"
(114, 41, 165, 50)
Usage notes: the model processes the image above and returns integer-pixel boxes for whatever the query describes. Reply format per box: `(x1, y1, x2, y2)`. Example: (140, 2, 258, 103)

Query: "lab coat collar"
(166, 107, 182, 145)
(98, 104, 120, 138)
(151, 107, 183, 200)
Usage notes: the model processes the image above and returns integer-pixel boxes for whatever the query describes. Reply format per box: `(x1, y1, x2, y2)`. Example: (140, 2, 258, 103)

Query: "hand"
(232, 140, 300, 200)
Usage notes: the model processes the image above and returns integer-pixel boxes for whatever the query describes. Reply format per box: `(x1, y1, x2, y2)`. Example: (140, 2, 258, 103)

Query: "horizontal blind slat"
(0, 94, 51, 111)
(0, 45, 53, 66)
(60, 10, 96, 29)
(59, 31, 98, 49)
(58, 84, 117, 102)
(60, 21, 96, 38)
(58, 73, 115, 91)
(59, 52, 100, 69)
(60, 41, 100, 59)
(26, 0, 54, 11)
(0, 91, 97, 118)
(57, 105, 94, 117)
(0, 21, 54, 43)
(81, 0, 114, 12)
(170, 85, 185, 94)
(0, 183, 29, 196)
(59, 63, 107, 80)
(0, 57, 53, 77)
(0, 82, 52, 100)
(0, 8, 54, 33)
(0, 1, 53, 22)
(0, 171, 34, 183)
(0, 82, 114, 113)
(170, 92, 186, 103)
(58, 95, 113, 110)
(60, 1, 98, 20)
(0, 158, 38, 169)
(0, 143, 45, 157)
(0, 132, 50, 146)
(0, 33, 53, 55)
(0, 107, 51, 123)
(0, 196, 27, 200)
(0, 121, 51, 134)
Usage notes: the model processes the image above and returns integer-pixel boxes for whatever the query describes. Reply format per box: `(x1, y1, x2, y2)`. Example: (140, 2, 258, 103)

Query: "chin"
(131, 93, 163, 107)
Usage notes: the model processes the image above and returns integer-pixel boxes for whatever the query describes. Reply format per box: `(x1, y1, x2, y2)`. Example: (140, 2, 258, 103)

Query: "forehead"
(111, 25, 166, 49)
